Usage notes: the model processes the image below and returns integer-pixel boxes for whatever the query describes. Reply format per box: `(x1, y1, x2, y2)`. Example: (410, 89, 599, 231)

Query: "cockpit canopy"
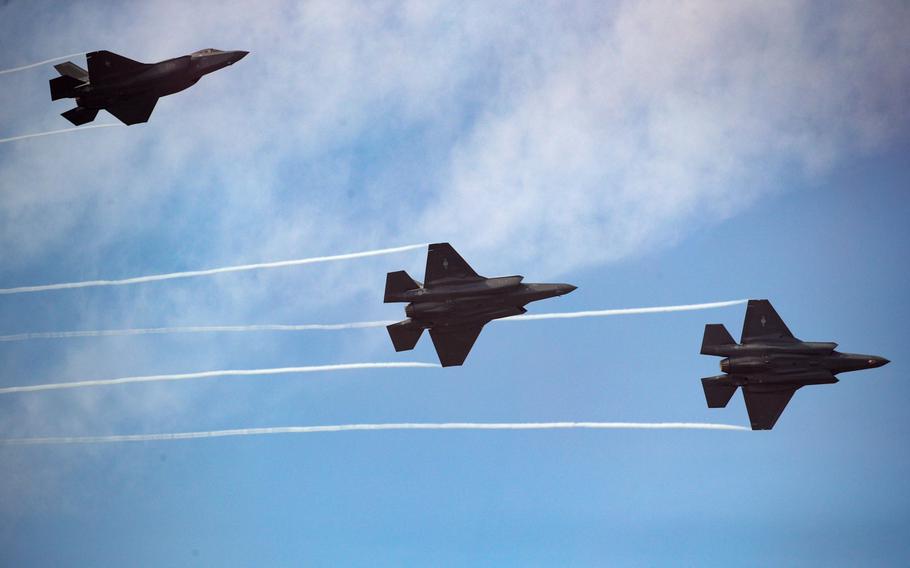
(190, 48, 224, 57)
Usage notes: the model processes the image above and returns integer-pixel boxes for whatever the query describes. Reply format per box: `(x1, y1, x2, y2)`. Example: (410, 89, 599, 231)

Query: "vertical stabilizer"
(701, 324, 736, 355)
(49, 75, 82, 100)
(384, 270, 421, 302)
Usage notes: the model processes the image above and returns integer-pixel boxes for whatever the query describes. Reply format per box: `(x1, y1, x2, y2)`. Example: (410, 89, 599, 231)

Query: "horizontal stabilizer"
(61, 107, 99, 126)
(384, 270, 421, 303)
(701, 376, 738, 408)
(49, 75, 82, 101)
(54, 61, 88, 81)
(701, 323, 736, 355)
(387, 321, 424, 352)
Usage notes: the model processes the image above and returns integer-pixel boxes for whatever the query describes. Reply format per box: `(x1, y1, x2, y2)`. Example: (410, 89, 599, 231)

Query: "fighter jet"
(384, 243, 577, 367)
(700, 299, 889, 430)
(49, 48, 248, 125)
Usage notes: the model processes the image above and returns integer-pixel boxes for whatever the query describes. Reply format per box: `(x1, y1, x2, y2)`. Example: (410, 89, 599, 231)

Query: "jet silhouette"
(50, 48, 248, 125)
(384, 243, 576, 367)
(700, 299, 888, 429)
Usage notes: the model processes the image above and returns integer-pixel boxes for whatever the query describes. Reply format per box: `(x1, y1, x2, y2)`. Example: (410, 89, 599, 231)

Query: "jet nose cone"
(867, 356, 890, 368)
(228, 50, 249, 64)
(559, 284, 577, 296)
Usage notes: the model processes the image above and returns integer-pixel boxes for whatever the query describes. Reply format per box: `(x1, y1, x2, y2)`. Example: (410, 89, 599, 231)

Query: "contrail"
(0, 321, 397, 342)
(0, 300, 745, 343)
(0, 243, 427, 295)
(0, 124, 122, 144)
(0, 421, 750, 445)
(501, 299, 748, 321)
(0, 52, 85, 75)
(0, 362, 438, 395)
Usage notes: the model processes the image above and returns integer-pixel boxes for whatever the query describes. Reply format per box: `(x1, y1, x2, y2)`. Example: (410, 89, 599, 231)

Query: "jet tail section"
(384, 270, 421, 303)
(701, 376, 738, 408)
(49, 75, 82, 100)
(61, 107, 99, 126)
(387, 320, 424, 352)
(700, 323, 736, 355)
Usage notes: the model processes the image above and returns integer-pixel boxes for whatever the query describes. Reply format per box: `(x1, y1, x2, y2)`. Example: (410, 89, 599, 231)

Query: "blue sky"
(1, 1, 908, 566)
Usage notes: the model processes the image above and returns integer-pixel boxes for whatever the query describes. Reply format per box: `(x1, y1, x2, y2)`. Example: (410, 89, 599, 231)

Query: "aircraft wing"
(87, 50, 148, 82)
(742, 383, 802, 430)
(424, 242, 482, 286)
(429, 323, 486, 367)
(741, 299, 798, 343)
(106, 96, 159, 125)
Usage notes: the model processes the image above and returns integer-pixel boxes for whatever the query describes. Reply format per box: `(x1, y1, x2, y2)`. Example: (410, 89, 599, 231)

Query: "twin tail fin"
(700, 323, 736, 355)
(384, 270, 421, 303)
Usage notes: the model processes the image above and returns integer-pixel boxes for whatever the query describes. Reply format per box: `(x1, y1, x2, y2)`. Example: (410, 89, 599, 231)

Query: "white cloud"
(3, 1, 905, 277)
(418, 0, 910, 273)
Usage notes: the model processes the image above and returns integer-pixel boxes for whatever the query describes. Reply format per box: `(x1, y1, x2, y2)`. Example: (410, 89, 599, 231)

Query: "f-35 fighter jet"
(384, 243, 577, 367)
(49, 48, 248, 125)
(700, 299, 888, 430)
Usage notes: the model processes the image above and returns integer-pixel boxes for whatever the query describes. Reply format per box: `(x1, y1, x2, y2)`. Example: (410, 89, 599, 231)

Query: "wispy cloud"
(417, 1, 910, 273)
(2, 1, 907, 277)
(1, 0, 907, 430)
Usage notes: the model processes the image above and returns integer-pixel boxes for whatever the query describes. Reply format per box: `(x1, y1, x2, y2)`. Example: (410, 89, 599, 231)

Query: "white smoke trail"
(0, 321, 397, 342)
(0, 362, 438, 394)
(0, 124, 123, 144)
(0, 421, 750, 445)
(0, 300, 745, 343)
(0, 243, 427, 295)
(501, 299, 748, 321)
(0, 52, 85, 75)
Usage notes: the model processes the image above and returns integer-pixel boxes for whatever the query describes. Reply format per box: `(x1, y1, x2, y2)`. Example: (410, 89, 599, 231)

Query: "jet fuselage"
(402, 281, 576, 327)
(72, 50, 247, 110)
(717, 348, 888, 385)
